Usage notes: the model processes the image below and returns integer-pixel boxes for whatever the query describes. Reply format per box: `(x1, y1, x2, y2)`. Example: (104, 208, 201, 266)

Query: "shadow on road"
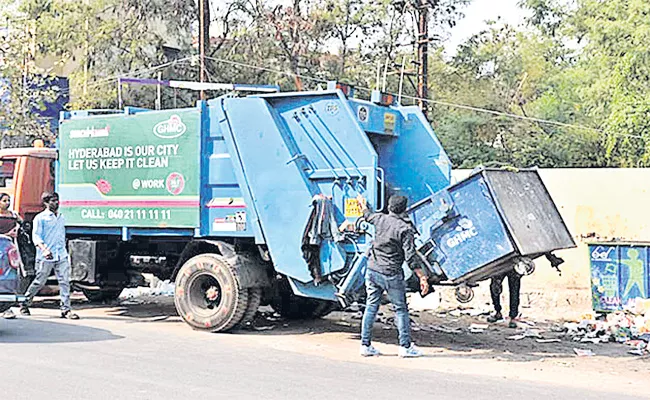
(0, 318, 123, 344)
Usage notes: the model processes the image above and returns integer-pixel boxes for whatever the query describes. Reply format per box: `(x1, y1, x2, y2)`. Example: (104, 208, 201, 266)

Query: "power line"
(202, 55, 619, 137)
(56, 56, 195, 96)
(203, 56, 329, 84)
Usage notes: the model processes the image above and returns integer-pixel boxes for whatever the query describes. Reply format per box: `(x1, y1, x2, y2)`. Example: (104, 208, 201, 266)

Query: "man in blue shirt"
(20, 192, 79, 319)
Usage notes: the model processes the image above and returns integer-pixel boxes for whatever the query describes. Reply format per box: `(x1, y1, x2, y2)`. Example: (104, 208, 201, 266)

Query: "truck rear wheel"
(174, 253, 249, 332)
(238, 288, 262, 327)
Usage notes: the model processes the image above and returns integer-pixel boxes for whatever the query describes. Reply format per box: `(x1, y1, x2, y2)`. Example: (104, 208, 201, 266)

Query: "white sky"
(209, 0, 530, 54)
(445, 0, 530, 55)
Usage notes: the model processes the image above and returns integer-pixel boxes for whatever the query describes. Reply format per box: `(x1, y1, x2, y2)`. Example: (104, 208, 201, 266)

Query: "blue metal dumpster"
(588, 242, 650, 312)
(408, 168, 575, 300)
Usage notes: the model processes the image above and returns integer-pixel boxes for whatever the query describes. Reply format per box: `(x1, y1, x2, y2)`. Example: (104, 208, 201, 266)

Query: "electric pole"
(198, 0, 210, 100)
(416, 0, 429, 116)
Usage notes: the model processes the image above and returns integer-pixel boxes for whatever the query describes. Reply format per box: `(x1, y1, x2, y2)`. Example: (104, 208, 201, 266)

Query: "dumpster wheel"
(514, 257, 535, 276)
(455, 285, 474, 303)
(174, 253, 249, 332)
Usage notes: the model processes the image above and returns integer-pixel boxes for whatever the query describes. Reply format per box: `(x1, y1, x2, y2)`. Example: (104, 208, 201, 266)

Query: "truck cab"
(0, 144, 56, 221)
(0, 143, 56, 286)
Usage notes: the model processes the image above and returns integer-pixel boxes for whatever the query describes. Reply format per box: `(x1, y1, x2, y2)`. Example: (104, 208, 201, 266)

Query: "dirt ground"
(27, 293, 650, 397)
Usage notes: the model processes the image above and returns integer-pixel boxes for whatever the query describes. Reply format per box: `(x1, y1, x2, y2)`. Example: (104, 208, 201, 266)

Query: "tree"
(0, 12, 62, 146)
(0, 0, 197, 113)
(430, 23, 604, 168)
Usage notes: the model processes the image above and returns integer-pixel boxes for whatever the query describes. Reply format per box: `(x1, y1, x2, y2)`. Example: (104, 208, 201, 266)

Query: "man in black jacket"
(357, 194, 429, 358)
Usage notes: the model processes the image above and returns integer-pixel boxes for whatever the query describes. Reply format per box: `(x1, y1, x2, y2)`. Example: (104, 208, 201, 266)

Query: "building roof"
(0, 147, 57, 159)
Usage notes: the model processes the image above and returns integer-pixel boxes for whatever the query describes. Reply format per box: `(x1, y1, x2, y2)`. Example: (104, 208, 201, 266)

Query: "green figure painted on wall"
(621, 249, 646, 298)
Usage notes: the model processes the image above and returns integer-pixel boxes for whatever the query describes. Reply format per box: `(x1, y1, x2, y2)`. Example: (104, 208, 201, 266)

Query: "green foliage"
(1, 0, 648, 168)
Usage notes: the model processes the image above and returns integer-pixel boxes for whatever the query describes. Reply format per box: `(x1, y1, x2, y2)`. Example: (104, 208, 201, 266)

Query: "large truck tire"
(174, 253, 249, 332)
(82, 287, 123, 303)
(238, 287, 262, 327)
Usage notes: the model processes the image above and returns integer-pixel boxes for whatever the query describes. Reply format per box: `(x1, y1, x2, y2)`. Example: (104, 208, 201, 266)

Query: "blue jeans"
(24, 259, 72, 312)
(361, 268, 411, 348)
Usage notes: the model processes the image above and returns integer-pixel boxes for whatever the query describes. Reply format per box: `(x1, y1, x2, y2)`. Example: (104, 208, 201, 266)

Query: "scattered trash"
(468, 323, 489, 334)
(536, 338, 561, 343)
(460, 308, 490, 317)
(431, 325, 463, 334)
(521, 329, 543, 338)
(573, 348, 595, 357)
(580, 337, 602, 344)
(561, 307, 650, 356)
(507, 334, 526, 341)
(628, 348, 646, 356)
(516, 319, 536, 327)
(118, 280, 175, 301)
(254, 325, 275, 331)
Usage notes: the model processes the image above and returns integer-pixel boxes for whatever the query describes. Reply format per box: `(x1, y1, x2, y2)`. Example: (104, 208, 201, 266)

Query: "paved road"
(0, 311, 645, 400)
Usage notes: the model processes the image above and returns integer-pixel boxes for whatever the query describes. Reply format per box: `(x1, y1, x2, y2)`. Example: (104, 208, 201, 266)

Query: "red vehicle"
(0, 143, 56, 295)
(0, 232, 26, 313)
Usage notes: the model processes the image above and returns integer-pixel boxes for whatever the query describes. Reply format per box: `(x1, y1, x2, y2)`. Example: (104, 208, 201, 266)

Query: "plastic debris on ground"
(469, 323, 489, 333)
(119, 280, 175, 302)
(560, 298, 650, 356)
(536, 338, 561, 343)
(573, 348, 596, 357)
(445, 306, 491, 318)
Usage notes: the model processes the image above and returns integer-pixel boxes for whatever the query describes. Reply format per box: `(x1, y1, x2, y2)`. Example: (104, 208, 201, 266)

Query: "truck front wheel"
(174, 253, 249, 332)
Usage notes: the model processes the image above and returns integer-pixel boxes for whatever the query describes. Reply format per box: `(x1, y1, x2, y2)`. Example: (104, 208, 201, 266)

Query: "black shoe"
(19, 305, 31, 316)
(61, 310, 80, 320)
(487, 312, 503, 323)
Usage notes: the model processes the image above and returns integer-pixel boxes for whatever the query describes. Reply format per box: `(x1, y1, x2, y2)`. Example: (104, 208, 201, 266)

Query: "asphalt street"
(0, 309, 646, 400)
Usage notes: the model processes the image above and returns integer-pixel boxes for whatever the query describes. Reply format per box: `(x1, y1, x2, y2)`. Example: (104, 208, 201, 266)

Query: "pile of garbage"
(119, 279, 175, 304)
(563, 299, 650, 356)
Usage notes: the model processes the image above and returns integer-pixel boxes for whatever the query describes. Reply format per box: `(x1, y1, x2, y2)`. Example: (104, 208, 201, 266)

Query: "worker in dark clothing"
(487, 269, 521, 328)
(357, 194, 429, 358)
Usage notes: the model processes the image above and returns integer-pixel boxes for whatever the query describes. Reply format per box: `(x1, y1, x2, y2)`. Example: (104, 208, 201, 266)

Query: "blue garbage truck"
(52, 85, 574, 332)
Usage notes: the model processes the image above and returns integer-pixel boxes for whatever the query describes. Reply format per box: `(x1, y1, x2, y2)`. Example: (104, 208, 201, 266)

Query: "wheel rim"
(455, 286, 474, 303)
(514, 258, 535, 276)
(187, 272, 223, 317)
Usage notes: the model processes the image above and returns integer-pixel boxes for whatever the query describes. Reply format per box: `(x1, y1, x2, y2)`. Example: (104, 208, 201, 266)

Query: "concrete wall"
(431, 168, 650, 319)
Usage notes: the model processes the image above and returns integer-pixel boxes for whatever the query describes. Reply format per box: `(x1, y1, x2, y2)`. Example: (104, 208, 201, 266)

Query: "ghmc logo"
(446, 218, 479, 249)
(153, 115, 186, 139)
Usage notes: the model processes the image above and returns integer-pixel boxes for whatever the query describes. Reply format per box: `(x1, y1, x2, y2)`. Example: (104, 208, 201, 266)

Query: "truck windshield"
(0, 159, 15, 188)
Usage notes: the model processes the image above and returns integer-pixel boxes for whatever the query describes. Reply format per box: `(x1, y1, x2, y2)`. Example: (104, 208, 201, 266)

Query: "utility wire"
(203, 55, 646, 140)
(203, 56, 329, 84)
(55, 56, 195, 96)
